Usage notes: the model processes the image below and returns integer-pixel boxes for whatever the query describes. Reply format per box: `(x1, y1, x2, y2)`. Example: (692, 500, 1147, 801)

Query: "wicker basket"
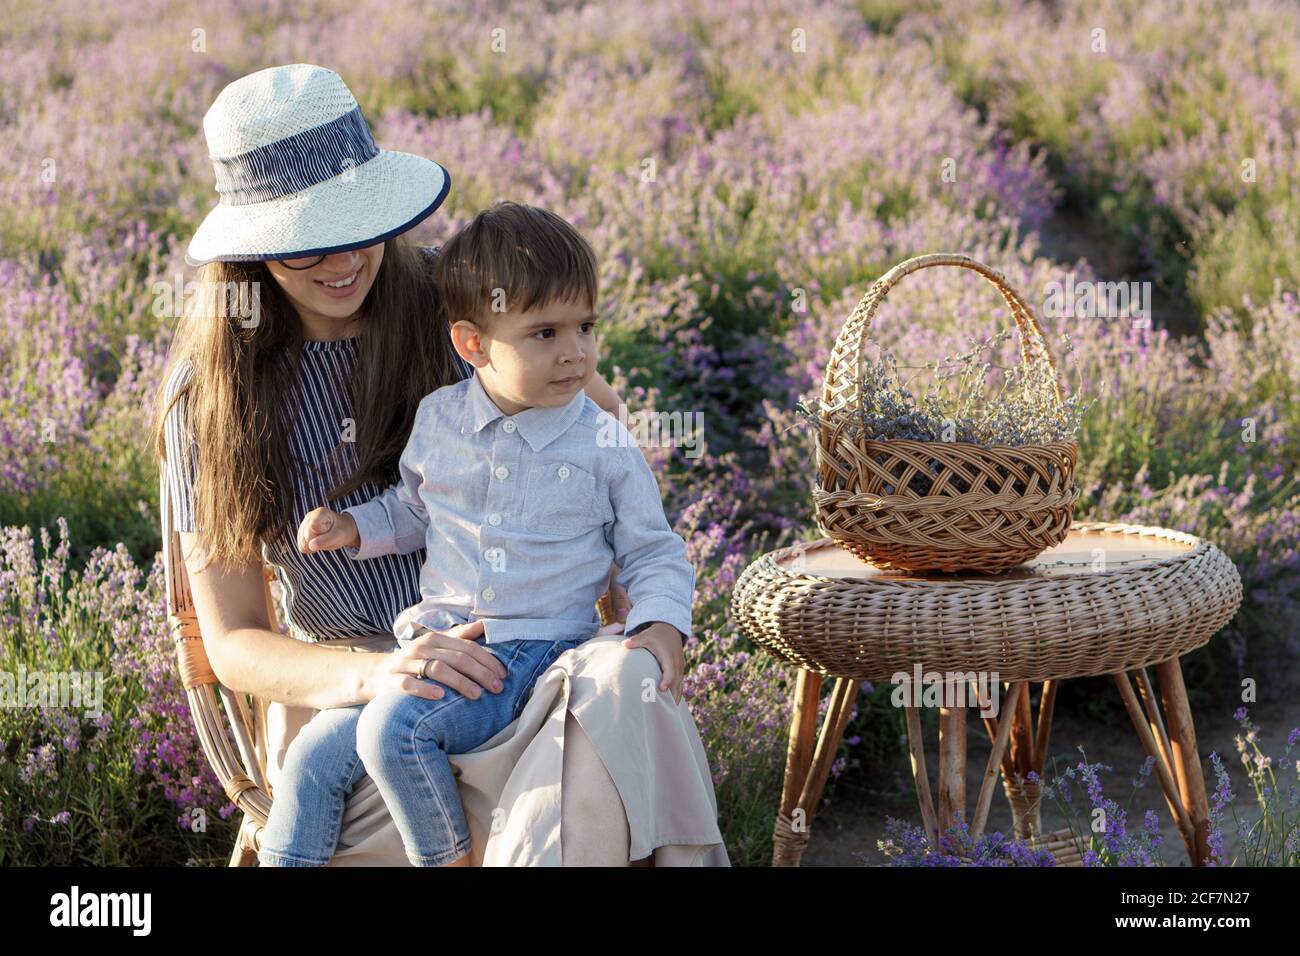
(814, 253, 1080, 573)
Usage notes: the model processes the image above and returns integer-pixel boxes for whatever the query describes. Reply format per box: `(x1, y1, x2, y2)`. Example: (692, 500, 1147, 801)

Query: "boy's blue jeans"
(258, 636, 584, 867)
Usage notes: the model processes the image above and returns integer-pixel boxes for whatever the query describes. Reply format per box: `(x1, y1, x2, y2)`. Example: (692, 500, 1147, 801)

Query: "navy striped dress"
(162, 329, 473, 643)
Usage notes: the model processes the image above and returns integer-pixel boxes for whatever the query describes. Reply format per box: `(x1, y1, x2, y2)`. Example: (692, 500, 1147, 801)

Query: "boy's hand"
(297, 506, 360, 553)
(621, 622, 685, 704)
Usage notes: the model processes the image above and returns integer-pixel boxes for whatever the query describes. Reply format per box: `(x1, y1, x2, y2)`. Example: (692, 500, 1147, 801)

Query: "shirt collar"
(461, 372, 587, 452)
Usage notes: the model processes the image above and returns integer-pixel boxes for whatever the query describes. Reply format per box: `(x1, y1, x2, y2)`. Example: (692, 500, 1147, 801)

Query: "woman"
(153, 63, 727, 866)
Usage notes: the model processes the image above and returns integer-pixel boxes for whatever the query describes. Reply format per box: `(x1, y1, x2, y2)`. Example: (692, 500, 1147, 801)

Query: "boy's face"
(451, 296, 598, 415)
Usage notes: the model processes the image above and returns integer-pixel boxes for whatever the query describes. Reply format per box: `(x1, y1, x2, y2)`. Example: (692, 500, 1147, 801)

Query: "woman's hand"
(364, 619, 507, 702)
(297, 506, 360, 553)
(621, 622, 685, 704)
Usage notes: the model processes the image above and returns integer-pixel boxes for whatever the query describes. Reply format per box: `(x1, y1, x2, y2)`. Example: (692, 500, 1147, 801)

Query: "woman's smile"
(313, 263, 365, 298)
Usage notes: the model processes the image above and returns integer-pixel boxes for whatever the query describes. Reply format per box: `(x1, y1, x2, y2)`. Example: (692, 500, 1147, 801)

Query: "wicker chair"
(159, 465, 615, 866)
(161, 465, 277, 864)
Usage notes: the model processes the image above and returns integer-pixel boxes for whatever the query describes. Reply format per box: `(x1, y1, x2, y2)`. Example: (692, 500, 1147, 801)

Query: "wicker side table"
(731, 523, 1243, 867)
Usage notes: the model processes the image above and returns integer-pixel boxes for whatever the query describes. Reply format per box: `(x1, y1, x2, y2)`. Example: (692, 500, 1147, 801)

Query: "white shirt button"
(558, 465, 571, 479)
(482, 587, 496, 602)
(494, 465, 509, 480)
(485, 547, 501, 561)
(487, 513, 502, 526)
(502, 420, 516, 433)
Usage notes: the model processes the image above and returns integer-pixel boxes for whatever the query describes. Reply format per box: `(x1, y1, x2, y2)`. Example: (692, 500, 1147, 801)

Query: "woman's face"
(264, 243, 385, 339)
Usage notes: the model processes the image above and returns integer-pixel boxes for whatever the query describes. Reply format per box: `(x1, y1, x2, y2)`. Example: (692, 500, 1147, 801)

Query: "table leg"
(1006, 681, 1044, 838)
(773, 668, 822, 867)
(908, 681, 1026, 846)
(1033, 680, 1057, 774)
(1009, 681, 1035, 777)
(938, 680, 967, 831)
(1156, 658, 1212, 865)
(1113, 671, 1196, 855)
(904, 706, 940, 845)
(976, 681, 1048, 839)
(797, 678, 860, 819)
(971, 681, 1024, 841)
(1112, 660, 1211, 865)
(773, 671, 860, 866)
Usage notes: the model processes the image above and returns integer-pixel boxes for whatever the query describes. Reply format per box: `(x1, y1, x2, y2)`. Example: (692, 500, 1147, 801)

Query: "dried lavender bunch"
(792, 328, 1099, 496)
(795, 329, 1098, 447)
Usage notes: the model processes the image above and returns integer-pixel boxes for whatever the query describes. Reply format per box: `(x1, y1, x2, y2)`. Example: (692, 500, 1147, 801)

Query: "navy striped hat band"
(211, 105, 379, 207)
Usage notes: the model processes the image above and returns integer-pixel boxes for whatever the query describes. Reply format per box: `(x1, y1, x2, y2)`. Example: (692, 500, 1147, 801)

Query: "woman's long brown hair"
(151, 236, 461, 571)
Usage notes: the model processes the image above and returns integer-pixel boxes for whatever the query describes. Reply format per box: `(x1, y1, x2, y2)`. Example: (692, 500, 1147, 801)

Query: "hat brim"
(185, 150, 450, 267)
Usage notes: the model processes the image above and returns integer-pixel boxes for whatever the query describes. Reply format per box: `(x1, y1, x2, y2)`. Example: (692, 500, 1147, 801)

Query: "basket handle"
(819, 254, 1065, 426)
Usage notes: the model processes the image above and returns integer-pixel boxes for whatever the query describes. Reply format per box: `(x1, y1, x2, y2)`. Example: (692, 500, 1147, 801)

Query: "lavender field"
(2, 0, 1298, 866)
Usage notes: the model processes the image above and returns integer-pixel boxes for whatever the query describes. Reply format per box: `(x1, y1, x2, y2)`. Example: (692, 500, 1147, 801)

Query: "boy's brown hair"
(433, 201, 598, 328)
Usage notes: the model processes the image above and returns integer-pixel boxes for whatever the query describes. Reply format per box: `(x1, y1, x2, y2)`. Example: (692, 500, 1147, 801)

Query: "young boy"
(257, 202, 695, 867)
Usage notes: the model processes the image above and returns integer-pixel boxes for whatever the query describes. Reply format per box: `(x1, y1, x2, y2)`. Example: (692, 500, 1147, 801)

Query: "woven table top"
(730, 522, 1243, 682)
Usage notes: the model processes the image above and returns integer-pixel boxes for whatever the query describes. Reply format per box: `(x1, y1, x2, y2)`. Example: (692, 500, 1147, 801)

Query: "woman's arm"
(588, 371, 637, 622)
(586, 371, 623, 419)
(179, 532, 374, 710)
(179, 532, 507, 709)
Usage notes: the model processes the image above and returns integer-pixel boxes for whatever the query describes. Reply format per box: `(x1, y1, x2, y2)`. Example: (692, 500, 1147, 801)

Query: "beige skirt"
(261, 633, 730, 866)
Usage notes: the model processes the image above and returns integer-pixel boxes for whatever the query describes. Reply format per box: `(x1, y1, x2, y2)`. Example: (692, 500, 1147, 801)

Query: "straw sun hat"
(186, 63, 450, 266)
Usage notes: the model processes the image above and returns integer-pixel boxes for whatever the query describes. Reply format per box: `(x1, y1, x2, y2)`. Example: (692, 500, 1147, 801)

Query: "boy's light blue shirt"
(341, 372, 695, 646)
